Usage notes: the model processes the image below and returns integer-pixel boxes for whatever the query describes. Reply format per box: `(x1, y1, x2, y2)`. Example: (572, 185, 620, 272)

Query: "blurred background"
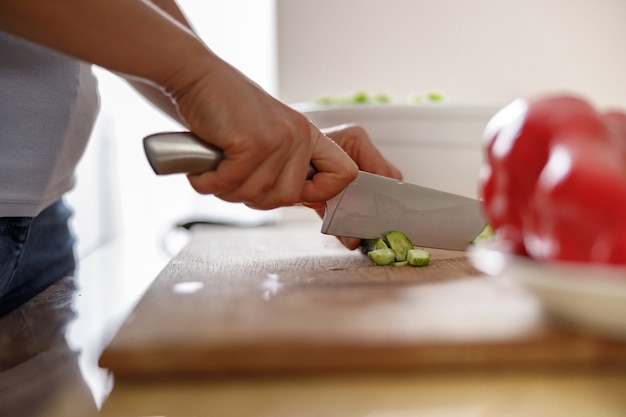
(277, 0, 626, 106)
(67, 0, 626, 260)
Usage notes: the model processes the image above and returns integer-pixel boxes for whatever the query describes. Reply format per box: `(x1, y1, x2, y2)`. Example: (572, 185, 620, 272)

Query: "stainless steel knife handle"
(143, 131, 317, 178)
(143, 132, 224, 175)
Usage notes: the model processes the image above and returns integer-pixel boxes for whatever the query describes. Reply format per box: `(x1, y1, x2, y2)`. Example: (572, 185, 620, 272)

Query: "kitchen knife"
(143, 131, 486, 250)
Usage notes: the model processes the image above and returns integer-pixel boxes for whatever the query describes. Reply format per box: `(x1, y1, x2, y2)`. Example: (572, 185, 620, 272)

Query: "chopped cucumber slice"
(314, 91, 391, 106)
(363, 231, 431, 268)
(375, 238, 388, 250)
(472, 224, 495, 243)
(426, 92, 444, 102)
(367, 248, 397, 266)
(360, 237, 389, 254)
(374, 94, 390, 103)
(384, 231, 414, 262)
(407, 248, 430, 266)
(353, 91, 370, 103)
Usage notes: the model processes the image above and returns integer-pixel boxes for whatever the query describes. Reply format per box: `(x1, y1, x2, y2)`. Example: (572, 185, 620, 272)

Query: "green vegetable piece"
(367, 248, 397, 266)
(426, 92, 444, 102)
(392, 261, 409, 267)
(360, 237, 389, 255)
(472, 224, 495, 243)
(375, 238, 388, 250)
(352, 91, 370, 104)
(407, 248, 431, 266)
(315, 96, 334, 105)
(374, 93, 390, 103)
(384, 231, 414, 262)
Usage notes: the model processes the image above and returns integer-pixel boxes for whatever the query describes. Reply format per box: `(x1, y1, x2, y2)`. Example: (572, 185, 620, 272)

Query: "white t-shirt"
(0, 31, 99, 217)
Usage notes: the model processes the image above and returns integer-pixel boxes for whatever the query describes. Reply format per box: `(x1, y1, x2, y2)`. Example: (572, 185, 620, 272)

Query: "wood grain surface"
(99, 218, 626, 377)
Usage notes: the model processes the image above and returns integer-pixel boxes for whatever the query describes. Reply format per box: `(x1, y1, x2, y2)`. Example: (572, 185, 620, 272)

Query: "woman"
(0, 0, 401, 316)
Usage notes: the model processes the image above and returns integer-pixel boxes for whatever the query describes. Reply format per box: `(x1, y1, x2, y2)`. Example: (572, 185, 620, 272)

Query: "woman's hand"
(170, 58, 359, 211)
(308, 123, 403, 250)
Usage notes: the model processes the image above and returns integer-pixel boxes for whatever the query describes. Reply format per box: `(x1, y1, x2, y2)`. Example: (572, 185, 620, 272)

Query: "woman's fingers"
(322, 124, 403, 180)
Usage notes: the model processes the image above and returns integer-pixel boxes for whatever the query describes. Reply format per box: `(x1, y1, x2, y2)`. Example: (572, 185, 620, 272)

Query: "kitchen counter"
(2, 207, 626, 417)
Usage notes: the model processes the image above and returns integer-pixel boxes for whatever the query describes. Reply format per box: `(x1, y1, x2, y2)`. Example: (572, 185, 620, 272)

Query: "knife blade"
(143, 131, 486, 250)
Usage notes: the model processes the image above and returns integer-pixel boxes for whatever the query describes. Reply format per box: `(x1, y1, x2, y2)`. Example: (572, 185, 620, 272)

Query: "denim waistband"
(0, 200, 75, 317)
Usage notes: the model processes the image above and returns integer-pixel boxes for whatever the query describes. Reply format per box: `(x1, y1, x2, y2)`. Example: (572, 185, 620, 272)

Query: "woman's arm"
(0, 0, 206, 87)
(122, 0, 196, 125)
(0, 0, 360, 210)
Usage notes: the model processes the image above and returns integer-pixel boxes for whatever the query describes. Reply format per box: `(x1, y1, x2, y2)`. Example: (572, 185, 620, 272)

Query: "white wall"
(276, 0, 626, 108)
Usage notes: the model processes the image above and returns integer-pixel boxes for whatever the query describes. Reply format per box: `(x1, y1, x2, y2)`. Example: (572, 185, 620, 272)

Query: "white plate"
(470, 244, 626, 341)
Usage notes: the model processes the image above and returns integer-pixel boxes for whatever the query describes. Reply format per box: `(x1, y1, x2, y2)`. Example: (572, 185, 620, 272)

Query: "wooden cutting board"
(99, 216, 626, 377)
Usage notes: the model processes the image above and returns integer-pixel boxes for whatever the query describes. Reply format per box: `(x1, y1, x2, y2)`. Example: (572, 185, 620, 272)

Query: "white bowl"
(295, 103, 501, 198)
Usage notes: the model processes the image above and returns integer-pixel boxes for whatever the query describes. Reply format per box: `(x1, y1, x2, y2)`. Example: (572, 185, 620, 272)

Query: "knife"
(143, 131, 486, 250)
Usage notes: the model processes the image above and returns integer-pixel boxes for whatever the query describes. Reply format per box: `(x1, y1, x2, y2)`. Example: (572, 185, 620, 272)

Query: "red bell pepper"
(480, 94, 626, 265)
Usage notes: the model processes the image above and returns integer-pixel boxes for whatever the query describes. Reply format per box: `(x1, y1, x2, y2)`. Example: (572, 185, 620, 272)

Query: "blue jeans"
(0, 200, 75, 317)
